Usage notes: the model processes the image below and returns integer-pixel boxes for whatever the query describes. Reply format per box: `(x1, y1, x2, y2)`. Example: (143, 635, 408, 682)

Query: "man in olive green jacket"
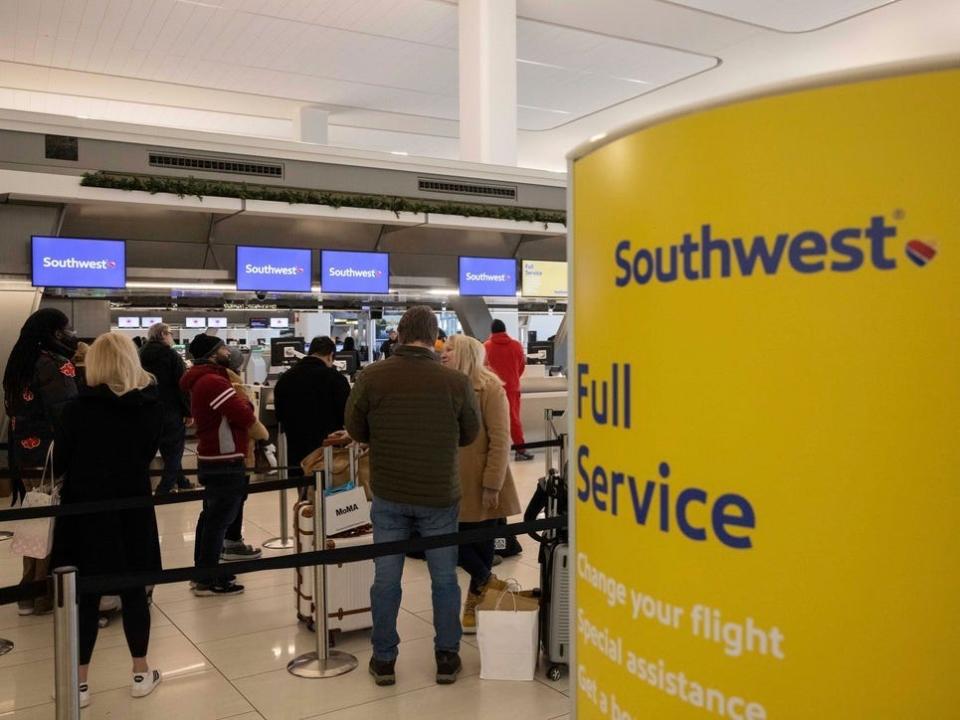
(346, 306, 479, 687)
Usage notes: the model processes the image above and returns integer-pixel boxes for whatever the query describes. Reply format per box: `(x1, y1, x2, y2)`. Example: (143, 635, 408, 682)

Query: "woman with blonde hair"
(51, 332, 164, 708)
(440, 334, 521, 633)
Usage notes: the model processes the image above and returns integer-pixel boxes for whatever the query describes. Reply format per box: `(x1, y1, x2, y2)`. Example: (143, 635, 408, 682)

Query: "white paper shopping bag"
(324, 484, 371, 536)
(477, 588, 540, 681)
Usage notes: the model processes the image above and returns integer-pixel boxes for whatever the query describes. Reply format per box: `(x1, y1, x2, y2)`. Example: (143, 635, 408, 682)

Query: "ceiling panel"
(0, 0, 717, 132)
(664, 0, 900, 32)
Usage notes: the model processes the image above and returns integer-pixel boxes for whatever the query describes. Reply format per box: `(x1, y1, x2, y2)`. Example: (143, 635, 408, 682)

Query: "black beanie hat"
(189, 333, 224, 362)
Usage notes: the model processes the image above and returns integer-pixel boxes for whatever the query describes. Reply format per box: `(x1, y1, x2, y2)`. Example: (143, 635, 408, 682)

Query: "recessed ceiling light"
(518, 104, 571, 116)
(517, 58, 566, 71)
(175, 0, 223, 8)
(390, 151, 409, 156)
(590, 133, 608, 142)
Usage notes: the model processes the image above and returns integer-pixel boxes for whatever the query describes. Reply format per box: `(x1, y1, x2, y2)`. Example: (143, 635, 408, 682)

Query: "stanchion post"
(53, 566, 80, 720)
(287, 446, 358, 678)
(264, 429, 295, 550)
(545, 409, 554, 473)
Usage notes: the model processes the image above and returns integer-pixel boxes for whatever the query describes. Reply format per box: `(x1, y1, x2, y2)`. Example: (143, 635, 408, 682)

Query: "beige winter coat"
(458, 375, 522, 522)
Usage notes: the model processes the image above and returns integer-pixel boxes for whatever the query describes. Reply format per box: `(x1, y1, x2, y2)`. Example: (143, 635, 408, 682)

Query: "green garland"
(80, 172, 566, 226)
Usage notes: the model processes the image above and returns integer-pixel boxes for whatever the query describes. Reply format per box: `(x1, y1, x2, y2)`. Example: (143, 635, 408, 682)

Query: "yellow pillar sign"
(570, 66, 959, 719)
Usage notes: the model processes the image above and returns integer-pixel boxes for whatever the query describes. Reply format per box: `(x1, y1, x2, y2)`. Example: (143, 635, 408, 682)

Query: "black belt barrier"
(0, 473, 312, 522)
(0, 515, 566, 602)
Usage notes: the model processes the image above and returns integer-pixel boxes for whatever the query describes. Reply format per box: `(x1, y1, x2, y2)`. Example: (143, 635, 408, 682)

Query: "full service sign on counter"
(571, 67, 959, 719)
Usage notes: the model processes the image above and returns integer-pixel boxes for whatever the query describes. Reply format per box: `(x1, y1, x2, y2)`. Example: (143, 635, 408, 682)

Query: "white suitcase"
(294, 500, 374, 642)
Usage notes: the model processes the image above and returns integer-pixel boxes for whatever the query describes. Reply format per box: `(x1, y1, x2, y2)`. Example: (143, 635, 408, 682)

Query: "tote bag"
(477, 585, 540, 681)
(9, 443, 58, 559)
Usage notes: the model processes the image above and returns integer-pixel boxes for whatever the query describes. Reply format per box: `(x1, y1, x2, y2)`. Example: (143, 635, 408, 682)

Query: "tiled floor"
(0, 456, 570, 719)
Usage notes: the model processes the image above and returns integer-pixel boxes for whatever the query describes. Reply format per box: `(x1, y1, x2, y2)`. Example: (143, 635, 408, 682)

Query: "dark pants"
(79, 588, 150, 665)
(458, 520, 498, 595)
(194, 460, 247, 585)
(225, 495, 246, 543)
(155, 411, 188, 494)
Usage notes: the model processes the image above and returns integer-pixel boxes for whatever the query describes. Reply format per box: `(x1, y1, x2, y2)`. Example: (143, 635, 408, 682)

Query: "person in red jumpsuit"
(484, 320, 533, 461)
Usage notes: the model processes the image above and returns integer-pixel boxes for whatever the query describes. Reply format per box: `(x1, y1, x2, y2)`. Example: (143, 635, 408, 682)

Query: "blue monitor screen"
(32, 236, 126, 289)
(459, 256, 517, 297)
(236, 246, 312, 293)
(321, 250, 389, 294)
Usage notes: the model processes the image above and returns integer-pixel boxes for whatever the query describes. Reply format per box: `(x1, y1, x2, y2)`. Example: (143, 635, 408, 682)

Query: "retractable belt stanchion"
(263, 429, 295, 550)
(287, 445, 358, 678)
(53, 566, 80, 720)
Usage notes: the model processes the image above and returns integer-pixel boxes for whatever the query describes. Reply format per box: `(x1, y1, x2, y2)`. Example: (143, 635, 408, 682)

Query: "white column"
(458, 0, 517, 165)
(295, 106, 329, 144)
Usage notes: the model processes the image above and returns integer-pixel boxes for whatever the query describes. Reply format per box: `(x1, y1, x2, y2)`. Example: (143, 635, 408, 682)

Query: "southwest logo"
(42, 257, 117, 270)
(244, 263, 303, 276)
(614, 216, 931, 287)
(329, 266, 382, 279)
(905, 239, 936, 267)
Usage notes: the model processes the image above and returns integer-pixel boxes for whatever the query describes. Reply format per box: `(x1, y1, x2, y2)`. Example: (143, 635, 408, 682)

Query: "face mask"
(54, 330, 79, 355)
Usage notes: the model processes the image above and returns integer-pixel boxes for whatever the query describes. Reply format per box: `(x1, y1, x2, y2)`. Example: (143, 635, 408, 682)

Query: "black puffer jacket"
(139, 340, 190, 417)
(8, 350, 79, 477)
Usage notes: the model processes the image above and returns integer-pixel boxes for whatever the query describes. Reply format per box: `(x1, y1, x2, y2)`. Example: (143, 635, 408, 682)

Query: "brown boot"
(461, 591, 482, 634)
(483, 574, 509, 593)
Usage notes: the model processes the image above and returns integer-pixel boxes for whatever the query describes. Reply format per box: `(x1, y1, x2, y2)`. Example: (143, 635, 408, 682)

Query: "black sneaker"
(192, 581, 244, 597)
(369, 656, 396, 686)
(514, 451, 535, 461)
(435, 651, 461, 684)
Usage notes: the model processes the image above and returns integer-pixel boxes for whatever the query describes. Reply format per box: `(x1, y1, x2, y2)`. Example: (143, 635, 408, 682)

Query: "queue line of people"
(3, 305, 528, 706)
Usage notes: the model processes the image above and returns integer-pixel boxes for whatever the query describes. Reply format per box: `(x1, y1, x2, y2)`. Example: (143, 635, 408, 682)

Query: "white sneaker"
(131, 669, 162, 698)
(52, 684, 90, 708)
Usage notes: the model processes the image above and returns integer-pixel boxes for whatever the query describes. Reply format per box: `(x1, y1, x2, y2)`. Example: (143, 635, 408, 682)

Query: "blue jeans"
(370, 496, 461, 661)
(194, 460, 247, 585)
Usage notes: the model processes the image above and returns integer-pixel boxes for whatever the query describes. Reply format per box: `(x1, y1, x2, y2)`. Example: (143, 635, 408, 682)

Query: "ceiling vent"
(418, 177, 517, 201)
(148, 152, 283, 178)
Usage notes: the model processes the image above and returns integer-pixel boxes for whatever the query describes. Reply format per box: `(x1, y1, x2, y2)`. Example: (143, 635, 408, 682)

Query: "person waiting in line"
(2, 308, 80, 616)
(221, 346, 267, 561)
(434, 329, 447, 354)
(51, 333, 164, 708)
(140, 323, 194, 494)
(180, 334, 258, 596)
(484, 320, 534, 461)
(340, 336, 363, 372)
(441, 334, 521, 633)
(378, 328, 398, 360)
(274, 336, 350, 479)
(345, 306, 480, 687)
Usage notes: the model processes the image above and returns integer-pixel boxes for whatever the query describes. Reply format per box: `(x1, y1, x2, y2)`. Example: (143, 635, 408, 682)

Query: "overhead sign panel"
(321, 250, 389, 294)
(236, 246, 312, 293)
(459, 256, 516, 297)
(521, 260, 568, 297)
(32, 236, 126, 289)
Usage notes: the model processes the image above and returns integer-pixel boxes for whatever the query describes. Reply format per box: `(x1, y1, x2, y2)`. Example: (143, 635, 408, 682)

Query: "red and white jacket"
(179, 363, 255, 463)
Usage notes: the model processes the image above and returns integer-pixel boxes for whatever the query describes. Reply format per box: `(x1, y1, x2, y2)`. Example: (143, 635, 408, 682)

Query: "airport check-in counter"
(519, 368, 568, 444)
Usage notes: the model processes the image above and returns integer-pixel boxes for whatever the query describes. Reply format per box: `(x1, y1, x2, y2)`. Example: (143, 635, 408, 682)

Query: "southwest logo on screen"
(614, 215, 935, 286)
(42, 257, 117, 270)
(328, 266, 383, 278)
(244, 263, 305, 276)
(466, 272, 511, 282)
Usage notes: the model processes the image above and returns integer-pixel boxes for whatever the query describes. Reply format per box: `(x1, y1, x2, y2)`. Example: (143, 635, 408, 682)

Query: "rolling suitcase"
(294, 444, 374, 645)
(524, 409, 570, 680)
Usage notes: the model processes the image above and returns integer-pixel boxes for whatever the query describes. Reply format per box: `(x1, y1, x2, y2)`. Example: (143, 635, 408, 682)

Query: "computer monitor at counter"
(270, 337, 305, 367)
(526, 341, 554, 366)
